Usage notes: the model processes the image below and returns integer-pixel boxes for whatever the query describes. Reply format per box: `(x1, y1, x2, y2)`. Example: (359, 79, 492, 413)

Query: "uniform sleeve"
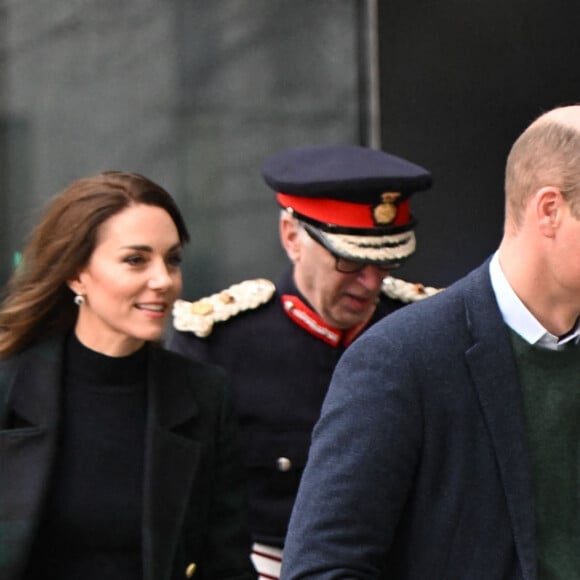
(203, 374, 257, 580)
(280, 329, 423, 579)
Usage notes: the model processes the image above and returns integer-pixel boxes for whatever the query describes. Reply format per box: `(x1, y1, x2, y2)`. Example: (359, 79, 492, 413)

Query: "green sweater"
(510, 330, 580, 579)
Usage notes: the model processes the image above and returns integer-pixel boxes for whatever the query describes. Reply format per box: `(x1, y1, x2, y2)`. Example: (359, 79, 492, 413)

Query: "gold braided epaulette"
(381, 276, 443, 303)
(172, 278, 276, 337)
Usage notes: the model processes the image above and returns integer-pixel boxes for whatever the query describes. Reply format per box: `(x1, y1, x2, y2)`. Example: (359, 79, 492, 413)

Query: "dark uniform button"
(277, 456, 292, 472)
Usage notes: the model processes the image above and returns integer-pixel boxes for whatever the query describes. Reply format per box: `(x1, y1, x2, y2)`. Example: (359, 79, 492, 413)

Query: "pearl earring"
(74, 294, 85, 306)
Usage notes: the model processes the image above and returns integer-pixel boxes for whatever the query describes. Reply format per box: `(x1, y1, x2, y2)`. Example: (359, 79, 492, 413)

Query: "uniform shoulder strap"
(172, 278, 276, 337)
(381, 275, 443, 303)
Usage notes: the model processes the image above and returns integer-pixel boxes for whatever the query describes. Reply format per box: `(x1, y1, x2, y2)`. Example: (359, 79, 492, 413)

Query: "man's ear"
(535, 186, 563, 238)
(279, 212, 303, 263)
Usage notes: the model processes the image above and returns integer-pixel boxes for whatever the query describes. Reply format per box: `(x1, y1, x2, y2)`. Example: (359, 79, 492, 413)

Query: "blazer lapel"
(0, 336, 62, 580)
(463, 264, 537, 580)
(142, 348, 201, 580)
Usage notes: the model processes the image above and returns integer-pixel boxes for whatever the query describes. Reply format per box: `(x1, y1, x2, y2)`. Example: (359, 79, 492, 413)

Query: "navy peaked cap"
(261, 144, 433, 265)
(261, 144, 432, 203)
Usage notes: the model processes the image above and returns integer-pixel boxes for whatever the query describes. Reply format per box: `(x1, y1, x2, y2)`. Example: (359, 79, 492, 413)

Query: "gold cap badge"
(373, 192, 401, 225)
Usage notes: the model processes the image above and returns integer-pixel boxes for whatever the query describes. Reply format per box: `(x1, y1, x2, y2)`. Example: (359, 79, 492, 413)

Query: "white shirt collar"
(489, 252, 580, 350)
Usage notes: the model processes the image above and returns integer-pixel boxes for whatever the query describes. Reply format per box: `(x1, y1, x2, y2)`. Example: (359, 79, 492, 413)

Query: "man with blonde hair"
(281, 104, 580, 580)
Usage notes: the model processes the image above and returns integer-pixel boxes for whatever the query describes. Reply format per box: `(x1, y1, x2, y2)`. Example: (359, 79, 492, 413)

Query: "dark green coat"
(0, 334, 256, 580)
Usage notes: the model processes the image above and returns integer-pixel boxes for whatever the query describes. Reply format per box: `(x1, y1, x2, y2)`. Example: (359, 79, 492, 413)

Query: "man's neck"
(497, 244, 580, 337)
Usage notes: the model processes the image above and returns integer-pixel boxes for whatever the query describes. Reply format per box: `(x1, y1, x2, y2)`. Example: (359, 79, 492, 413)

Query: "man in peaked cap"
(168, 145, 439, 579)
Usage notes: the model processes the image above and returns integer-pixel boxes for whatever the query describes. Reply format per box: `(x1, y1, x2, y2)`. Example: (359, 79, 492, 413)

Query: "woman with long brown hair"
(0, 171, 256, 580)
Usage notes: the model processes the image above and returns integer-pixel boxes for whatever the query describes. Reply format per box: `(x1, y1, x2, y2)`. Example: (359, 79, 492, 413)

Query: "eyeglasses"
(303, 225, 400, 274)
(333, 255, 399, 274)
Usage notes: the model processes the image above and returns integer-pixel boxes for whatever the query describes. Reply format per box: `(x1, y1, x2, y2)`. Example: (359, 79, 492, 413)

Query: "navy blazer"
(0, 335, 257, 580)
(281, 259, 537, 580)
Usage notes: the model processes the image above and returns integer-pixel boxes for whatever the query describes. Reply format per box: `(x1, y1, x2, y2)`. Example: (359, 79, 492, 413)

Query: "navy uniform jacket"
(168, 269, 407, 547)
(281, 259, 538, 580)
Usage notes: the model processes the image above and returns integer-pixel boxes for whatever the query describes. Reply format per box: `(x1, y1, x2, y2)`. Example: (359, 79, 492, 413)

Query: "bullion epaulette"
(381, 275, 443, 303)
(172, 278, 276, 338)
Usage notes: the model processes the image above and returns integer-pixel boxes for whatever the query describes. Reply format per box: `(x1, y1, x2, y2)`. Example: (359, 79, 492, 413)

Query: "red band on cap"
(277, 193, 409, 228)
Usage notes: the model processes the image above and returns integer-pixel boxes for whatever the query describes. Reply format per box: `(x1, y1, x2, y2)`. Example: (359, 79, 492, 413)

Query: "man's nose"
(356, 264, 387, 290)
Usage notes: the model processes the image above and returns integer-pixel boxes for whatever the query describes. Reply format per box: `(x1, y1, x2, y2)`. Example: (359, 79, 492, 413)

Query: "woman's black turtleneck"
(25, 333, 148, 580)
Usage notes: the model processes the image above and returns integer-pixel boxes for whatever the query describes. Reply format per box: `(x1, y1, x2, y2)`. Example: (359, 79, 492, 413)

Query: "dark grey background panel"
(0, 1, 362, 298)
(0, 117, 32, 286)
(378, 0, 580, 288)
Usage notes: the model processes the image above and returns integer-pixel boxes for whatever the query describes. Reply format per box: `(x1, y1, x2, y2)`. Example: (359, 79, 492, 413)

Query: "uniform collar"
(278, 269, 370, 347)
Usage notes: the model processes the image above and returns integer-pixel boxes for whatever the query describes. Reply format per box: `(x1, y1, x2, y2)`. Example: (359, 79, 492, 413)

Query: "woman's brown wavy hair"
(0, 171, 189, 358)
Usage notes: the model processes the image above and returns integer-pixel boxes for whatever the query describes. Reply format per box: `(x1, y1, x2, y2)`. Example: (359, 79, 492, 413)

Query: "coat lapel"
(463, 264, 537, 580)
(0, 336, 62, 580)
(142, 347, 202, 580)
